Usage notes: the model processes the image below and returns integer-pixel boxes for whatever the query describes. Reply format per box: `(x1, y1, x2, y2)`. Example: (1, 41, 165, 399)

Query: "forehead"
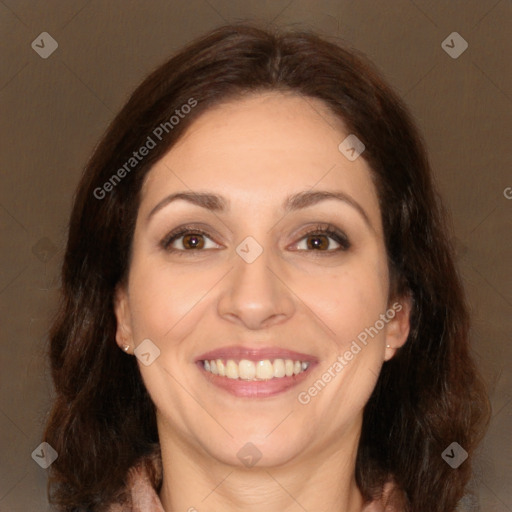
(140, 92, 381, 229)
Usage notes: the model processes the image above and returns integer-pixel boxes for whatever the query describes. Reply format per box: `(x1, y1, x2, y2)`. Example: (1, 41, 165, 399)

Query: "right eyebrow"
(147, 192, 227, 222)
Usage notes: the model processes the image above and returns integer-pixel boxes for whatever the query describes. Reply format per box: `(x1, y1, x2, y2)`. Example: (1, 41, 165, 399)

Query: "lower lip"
(196, 361, 314, 398)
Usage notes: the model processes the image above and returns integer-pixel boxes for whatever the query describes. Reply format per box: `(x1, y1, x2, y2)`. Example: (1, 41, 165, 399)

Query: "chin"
(199, 425, 309, 469)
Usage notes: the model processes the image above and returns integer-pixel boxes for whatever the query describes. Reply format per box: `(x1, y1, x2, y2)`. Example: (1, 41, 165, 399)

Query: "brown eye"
(180, 233, 205, 250)
(161, 227, 220, 253)
(292, 224, 351, 253)
(305, 234, 331, 250)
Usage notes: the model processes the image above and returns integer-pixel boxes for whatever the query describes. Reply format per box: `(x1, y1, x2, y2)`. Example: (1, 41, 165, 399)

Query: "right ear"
(113, 283, 133, 350)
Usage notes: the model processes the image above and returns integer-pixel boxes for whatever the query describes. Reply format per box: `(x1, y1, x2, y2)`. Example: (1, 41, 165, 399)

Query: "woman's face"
(115, 92, 410, 468)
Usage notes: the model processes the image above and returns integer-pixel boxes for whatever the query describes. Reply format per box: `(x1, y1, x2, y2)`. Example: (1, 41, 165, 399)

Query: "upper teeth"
(203, 359, 310, 380)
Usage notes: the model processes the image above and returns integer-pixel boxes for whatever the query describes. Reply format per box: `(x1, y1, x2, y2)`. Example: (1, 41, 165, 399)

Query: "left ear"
(384, 293, 412, 361)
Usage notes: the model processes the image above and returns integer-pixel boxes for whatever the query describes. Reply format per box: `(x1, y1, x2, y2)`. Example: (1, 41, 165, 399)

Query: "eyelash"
(160, 223, 351, 257)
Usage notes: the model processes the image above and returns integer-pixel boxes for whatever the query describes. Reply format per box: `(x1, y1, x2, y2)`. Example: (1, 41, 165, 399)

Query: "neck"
(157, 420, 366, 512)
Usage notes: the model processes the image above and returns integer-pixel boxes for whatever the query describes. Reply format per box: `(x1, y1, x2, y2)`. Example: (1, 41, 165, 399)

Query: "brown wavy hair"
(43, 22, 490, 511)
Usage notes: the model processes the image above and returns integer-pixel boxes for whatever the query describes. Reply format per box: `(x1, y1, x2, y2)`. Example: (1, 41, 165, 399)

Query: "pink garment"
(105, 447, 397, 512)
(106, 447, 165, 512)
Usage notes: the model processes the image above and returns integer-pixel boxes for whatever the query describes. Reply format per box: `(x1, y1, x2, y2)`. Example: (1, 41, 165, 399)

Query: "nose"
(217, 241, 296, 330)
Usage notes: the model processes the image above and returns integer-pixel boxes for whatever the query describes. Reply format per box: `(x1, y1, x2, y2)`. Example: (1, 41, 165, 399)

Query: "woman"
(43, 23, 490, 512)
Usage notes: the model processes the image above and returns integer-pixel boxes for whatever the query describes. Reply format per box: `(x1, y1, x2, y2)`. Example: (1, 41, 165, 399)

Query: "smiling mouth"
(200, 358, 311, 381)
(195, 346, 317, 398)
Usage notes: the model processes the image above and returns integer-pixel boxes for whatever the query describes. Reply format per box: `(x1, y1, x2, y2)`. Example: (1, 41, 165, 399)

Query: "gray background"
(0, 1, 511, 510)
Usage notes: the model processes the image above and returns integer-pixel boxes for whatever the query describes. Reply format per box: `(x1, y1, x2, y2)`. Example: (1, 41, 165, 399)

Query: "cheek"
(303, 260, 389, 413)
(126, 255, 228, 345)
(127, 258, 195, 339)
(297, 260, 389, 346)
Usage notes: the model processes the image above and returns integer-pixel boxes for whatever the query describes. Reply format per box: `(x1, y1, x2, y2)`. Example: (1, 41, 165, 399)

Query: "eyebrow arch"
(147, 190, 373, 230)
(285, 190, 372, 229)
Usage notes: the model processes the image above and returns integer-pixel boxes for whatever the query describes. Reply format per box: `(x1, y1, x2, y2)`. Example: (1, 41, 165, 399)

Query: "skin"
(114, 91, 411, 512)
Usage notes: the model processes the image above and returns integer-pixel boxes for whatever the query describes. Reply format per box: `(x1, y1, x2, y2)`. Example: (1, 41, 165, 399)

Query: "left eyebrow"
(283, 190, 372, 230)
(146, 189, 373, 231)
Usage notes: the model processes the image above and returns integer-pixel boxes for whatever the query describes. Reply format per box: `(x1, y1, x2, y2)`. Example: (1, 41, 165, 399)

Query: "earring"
(386, 344, 391, 348)
(121, 344, 130, 353)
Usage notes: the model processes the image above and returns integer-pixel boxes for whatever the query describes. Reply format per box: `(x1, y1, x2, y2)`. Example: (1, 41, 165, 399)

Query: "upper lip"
(196, 345, 318, 363)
